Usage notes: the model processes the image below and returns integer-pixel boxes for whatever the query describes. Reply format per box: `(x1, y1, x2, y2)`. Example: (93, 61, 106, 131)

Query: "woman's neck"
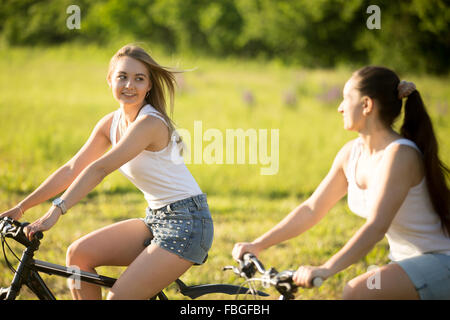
(120, 102, 147, 126)
(358, 125, 401, 155)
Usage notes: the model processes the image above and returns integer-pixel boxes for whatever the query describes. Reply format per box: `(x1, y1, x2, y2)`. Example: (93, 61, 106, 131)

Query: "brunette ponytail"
(401, 91, 450, 236)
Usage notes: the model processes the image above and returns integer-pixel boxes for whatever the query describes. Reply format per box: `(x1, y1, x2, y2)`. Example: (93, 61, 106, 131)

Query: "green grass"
(0, 43, 449, 299)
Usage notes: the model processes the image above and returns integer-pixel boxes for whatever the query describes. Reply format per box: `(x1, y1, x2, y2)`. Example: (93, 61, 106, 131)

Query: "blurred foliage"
(0, 0, 449, 74)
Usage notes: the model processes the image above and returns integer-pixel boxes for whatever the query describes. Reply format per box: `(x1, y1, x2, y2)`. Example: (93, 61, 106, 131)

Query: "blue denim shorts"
(142, 194, 214, 265)
(396, 253, 450, 300)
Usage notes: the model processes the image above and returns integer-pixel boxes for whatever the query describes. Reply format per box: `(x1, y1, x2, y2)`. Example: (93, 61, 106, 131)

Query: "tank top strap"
(385, 138, 422, 155)
(110, 109, 121, 146)
(109, 104, 180, 152)
(110, 104, 170, 145)
(138, 104, 184, 151)
(138, 104, 169, 127)
(138, 104, 186, 162)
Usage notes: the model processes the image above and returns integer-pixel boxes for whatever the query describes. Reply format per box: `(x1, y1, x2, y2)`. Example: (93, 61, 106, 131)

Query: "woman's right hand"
(0, 206, 24, 221)
(232, 242, 262, 261)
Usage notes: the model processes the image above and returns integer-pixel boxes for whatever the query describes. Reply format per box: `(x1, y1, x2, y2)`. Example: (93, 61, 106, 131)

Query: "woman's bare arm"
(15, 113, 113, 213)
(232, 140, 354, 259)
(23, 115, 168, 239)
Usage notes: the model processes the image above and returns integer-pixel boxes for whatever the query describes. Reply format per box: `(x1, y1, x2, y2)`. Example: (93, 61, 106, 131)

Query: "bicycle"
(223, 252, 323, 300)
(0, 217, 267, 300)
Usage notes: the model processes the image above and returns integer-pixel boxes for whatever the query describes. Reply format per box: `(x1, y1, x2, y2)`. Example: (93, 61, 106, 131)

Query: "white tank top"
(109, 104, 202, 209)
(346, 137, 450, 261)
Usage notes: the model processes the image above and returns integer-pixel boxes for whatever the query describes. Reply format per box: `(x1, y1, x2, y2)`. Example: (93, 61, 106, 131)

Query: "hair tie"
(397, 80, 416, 99)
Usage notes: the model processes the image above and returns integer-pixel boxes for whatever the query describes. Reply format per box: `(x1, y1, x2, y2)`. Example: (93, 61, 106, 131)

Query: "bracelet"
(16, 204, 25, 216)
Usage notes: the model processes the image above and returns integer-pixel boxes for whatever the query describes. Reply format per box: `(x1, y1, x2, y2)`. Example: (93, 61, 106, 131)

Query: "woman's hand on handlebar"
(23, 207, 61, 240)
(232, 242, 262, 261)
(293, 265, 330, 288)
(0, 206, 24, 221)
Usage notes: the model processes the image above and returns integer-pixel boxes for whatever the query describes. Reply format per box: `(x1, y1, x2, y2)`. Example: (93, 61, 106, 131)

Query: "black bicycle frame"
(4, 235, 120, 300)
(3, 241, 264, 300)
(1, 218, 266, 300)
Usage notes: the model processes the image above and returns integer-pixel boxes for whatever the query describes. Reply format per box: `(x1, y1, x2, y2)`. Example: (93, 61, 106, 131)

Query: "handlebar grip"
(33, 231, 44, 240)
(312, 277, 323, 288)
(242, 252, 256, 261)
(242, 252, 266, 274)
(20, 222, 43, 241)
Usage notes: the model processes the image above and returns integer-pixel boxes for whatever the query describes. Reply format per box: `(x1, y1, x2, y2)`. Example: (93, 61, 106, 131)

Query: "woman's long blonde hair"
(106, 44, 180, 135)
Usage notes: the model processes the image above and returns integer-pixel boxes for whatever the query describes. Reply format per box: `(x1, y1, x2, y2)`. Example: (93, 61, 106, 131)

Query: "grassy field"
(0, 43, 449, 300)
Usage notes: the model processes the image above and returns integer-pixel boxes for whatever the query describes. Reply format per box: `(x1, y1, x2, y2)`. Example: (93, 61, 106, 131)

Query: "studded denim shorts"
(396, 253, 450, 300)
(142, 194, 213, 265)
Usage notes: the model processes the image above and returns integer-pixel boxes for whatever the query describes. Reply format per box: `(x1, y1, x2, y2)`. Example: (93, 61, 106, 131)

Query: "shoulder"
(381, 141, 424, 186)
(131, 114, 170, 144)
(334, 138, 359, 168)
(339, 138, 359, 157)
(95, 111, 116, 136)
(383, 142, 422, 167)
(138, 105, 169, 128)
(383, 142, 423, 167)
(135, 114, 169, 131)
(100, 111, 116, 126)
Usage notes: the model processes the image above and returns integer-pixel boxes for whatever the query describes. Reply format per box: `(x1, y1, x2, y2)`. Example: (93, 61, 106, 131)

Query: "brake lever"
(274, 270, 298, 298)
(0, 218, 41, 247)
(276, 270, 294, 281)
(223, 265, 239, 274)
(224, 256, 257, 279)
(223, 265, 252, 279)
(0, 219, 17, 236)
(0, 217, 11, 232)
(240, 259, 257, 279)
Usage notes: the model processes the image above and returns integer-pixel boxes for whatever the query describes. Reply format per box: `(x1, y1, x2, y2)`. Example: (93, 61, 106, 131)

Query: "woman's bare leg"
(66, 218, 152, 300)
(342, 263, 419, 300)
(107, 244, 193, 300)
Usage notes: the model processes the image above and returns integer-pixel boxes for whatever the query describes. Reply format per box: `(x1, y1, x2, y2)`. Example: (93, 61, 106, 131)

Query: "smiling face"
(337, 77, 366, 131)
(108, 56, 152, 108)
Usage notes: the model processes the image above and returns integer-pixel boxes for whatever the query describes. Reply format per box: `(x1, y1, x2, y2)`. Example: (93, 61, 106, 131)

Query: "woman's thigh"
(107, 244, 193, 300)
(395, 253, 450, 300)
(66, 218, 152, 269)
(342, 263, 420, 300)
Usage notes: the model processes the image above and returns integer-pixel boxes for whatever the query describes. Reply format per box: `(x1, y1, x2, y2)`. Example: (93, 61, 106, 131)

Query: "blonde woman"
(0, 44, 213, 300)
(233, 66, 450, 300)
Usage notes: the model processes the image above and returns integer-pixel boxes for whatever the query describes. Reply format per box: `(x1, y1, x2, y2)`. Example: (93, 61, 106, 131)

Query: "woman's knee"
(342, 278, 365, 300)
(342, 282, 355, 300)
(66, 239, 94, 268)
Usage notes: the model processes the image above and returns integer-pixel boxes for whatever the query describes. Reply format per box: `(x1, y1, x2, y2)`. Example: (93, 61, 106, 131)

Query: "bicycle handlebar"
(241, 252, 323, 288)
(242, 252, 266, 274)
(0, 217, 43, 247)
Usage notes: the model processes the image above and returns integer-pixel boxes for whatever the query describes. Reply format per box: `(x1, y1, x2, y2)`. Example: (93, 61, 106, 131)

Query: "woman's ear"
(362, 96, 374, 116)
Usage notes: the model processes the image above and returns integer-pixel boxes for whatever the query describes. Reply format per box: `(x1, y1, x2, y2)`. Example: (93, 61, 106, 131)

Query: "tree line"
(1, 0, 448, 74)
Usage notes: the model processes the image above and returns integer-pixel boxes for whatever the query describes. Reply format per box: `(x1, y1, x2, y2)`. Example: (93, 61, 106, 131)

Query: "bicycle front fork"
(4, 241, 46, 300)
